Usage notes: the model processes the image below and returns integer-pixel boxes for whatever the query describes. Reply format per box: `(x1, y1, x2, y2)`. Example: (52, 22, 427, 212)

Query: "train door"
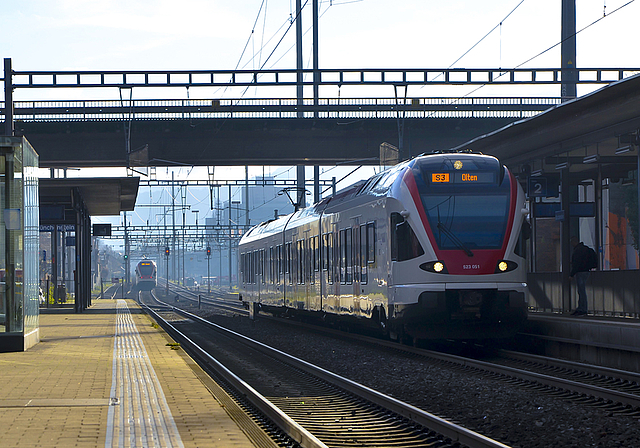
(321, 219, 338, 314)
(390, 211, 425, 299)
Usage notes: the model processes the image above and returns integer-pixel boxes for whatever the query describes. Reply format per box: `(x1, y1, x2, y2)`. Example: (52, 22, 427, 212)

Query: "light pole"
(192, 210, 199, 236)
(206, 244, 211, 294)
(230, 201, 241, 289)
(165, 246, 170, 296)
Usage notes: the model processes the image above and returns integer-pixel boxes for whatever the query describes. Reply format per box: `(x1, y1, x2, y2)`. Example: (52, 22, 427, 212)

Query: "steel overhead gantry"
(4, 57, 640, 168)
(6, 67, 638, 89)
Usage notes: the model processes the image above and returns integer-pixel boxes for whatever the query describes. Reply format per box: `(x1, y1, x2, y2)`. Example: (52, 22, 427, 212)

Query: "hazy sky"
(2, 0, 639, 228)
(3, 0, 639, 98)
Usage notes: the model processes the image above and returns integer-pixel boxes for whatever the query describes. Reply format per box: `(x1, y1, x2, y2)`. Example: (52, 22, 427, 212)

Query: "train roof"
(241, 152, 503, 243)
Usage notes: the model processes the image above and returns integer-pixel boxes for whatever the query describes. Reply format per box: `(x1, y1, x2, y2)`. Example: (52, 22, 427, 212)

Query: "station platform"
(515, 311, 640, 373)
(0, 298, 260, 448)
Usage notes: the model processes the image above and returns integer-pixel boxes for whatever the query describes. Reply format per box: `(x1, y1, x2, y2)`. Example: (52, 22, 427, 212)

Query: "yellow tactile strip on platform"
(0, 299, 257, 448)
(105, 299, 184, 448)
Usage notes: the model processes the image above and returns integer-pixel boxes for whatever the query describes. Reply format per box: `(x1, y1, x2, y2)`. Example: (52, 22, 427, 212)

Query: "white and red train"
(239, 152, 529, 341)
(135, 259, 157, 291)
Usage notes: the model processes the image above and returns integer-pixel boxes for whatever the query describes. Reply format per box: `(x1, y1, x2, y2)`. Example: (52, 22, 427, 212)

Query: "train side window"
(240, 253, 245, 284)
(339, 229, 346, 284)
(261, 249, 266, 284)
(367, 222, 376, 264)
(253, 250, 257, 284)
(254, 251, 258, 284)
(353, 226, 360, 284)
(324, 232, 333, 284)
(246, 251, 250, 284)
(269, 246, 274, 283)
(242, 252, 246, 284)
(248, 251, 253, 284)
(360, 224, 368, 284)
(340, 228, 352, 284)
(286, 242, 292, 285)
(346, 228, 353, 284)
(313, 236, 319, 272)
(246, 252, 250, 284)
(297, 240, 304, 284)
(391, 212, 425, 262)
(305, 236, 314, 283)
(322, 233, 329, 271)
(276, 245, 282, 282)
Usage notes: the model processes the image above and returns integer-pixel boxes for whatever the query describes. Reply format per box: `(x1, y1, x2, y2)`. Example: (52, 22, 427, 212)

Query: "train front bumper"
(390, 282, 528, 339)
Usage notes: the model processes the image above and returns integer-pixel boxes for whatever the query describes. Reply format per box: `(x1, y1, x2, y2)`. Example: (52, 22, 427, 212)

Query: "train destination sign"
(431, 172, 495, 184)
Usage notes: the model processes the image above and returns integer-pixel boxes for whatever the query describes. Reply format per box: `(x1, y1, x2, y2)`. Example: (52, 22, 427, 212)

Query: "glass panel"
(360, 224, 367, 285)
(339, 230, 346, 284)
(23, 150, 39, 334)
(345, 228, 352, 284)
(367, 222, 376, 263)
(421, 192, 510, 250)
(603, 181, 638, 270)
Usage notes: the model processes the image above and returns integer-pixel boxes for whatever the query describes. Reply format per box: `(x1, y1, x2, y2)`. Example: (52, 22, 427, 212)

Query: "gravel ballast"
(187, 306, 640, 448)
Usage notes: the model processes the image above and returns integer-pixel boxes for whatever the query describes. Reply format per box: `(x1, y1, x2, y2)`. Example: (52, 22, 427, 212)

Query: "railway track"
(157, 281, 640, 413)
(139, 290, 509, 448)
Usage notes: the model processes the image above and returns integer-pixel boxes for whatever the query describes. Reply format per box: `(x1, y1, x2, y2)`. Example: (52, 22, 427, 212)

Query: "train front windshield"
(414, 157, 511, 250)
(138, 263, 154, 277)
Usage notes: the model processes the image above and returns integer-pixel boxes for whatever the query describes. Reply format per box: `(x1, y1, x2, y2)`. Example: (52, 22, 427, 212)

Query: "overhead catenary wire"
(458, 0, 636, 98)
(419, 0, 637, 117)
(447, 0, 526, 70)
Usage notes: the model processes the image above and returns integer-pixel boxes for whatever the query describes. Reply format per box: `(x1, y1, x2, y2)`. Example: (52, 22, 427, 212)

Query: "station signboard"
(528, 174, 560, 198)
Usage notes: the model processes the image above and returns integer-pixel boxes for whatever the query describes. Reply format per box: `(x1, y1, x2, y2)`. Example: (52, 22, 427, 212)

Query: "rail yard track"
(141, 283, 640, 446)
(140, 288, 510, 448)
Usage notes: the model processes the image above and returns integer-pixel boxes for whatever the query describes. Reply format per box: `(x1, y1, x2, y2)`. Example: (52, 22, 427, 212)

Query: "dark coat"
(570, 242, 592, 277)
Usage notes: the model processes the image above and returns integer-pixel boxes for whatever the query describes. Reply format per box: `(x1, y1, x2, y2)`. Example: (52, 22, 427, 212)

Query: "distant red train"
(135, 259, 157, 290)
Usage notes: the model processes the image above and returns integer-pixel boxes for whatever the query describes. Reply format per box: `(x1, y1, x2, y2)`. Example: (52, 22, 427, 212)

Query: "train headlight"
(495, 260, 518, 273)
(419, 261, 448, 274)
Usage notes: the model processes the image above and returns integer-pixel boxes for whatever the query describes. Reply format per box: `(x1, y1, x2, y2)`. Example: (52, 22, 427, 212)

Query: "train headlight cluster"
(420, 261, 448, 274)
(495, 260, 518, 273)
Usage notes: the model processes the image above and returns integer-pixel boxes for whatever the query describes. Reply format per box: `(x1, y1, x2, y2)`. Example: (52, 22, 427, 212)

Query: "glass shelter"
(0, 136, 39, 352)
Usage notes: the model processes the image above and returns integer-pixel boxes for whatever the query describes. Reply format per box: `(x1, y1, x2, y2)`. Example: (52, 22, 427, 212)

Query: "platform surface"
(0, 298, 257, 448)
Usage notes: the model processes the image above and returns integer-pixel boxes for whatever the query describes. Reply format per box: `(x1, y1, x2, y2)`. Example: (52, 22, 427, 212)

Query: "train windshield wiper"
(437, 222, 474, 257)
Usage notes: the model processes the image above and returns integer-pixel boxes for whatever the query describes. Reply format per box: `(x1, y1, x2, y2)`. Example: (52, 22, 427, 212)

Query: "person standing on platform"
(569, 236, 598, 316)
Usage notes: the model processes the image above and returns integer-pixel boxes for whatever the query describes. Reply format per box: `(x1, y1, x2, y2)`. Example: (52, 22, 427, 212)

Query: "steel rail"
(253, 315, 640, 409)
(499, 349, 640, 384)
(141, 301, 329, 448)
(152, 301, 511, 448)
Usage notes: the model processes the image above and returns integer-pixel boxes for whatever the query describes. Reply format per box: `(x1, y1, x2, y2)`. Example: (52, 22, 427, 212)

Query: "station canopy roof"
(454, 72, 640, 177)
(40, 177, 139, 216)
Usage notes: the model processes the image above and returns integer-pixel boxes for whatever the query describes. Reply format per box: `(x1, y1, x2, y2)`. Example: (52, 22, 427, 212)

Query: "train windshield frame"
(413, 158, 511, 251)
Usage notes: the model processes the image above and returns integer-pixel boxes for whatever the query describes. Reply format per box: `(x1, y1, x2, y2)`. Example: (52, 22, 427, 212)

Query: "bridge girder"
(16, 117, 513, 167)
